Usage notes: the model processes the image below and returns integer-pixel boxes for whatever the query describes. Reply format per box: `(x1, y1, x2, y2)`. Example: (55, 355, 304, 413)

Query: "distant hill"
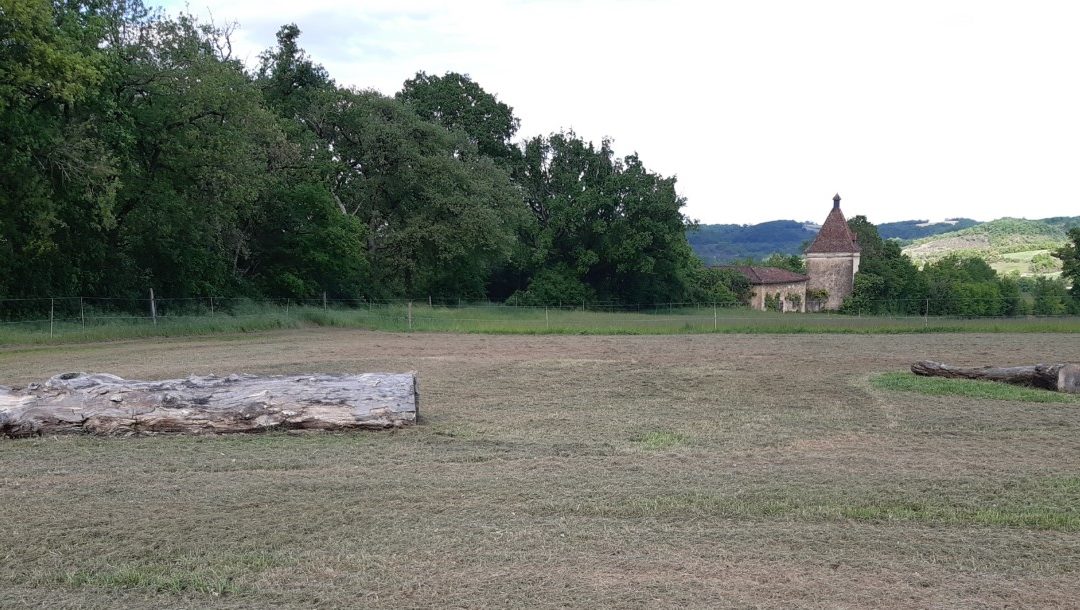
(689, 217, 980, 264)
(687, 220, 819, 264)
(876, 218, 980, 241)
(689, 215, 1080, 274)
(901, 217, 1080, 275)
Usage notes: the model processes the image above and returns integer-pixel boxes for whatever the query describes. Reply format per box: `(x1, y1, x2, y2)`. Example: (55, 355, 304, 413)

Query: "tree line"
(3, 1, 1077, 317)
(2, 1, 745, 308)
(842, 219, 1080, 316)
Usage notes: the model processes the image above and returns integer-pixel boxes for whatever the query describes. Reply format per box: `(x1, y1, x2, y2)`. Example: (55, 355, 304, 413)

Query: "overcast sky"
(161, 0, 1080, 226)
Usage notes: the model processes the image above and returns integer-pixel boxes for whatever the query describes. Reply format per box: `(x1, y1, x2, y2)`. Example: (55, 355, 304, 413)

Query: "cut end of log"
(1059, 364, 1080, 394)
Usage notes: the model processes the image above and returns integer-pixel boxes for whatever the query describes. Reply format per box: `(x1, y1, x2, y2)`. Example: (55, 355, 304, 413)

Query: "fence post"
(323, 291, 327, 311)
(50, 298, 55, 337)
(713, 303, 717, 330)
(210, 296, 214, 317)
(80, 297, 85, 327)
(545, 306, 549, 330)
(429, 295, 432, 308)
(407, 301, 413, 331)
(149, 288, 157, 325)
(285, 300, 289, 317)
(924, 297, 929, 328)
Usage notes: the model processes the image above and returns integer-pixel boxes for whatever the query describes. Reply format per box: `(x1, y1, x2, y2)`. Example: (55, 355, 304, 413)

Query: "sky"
(160, 0, 1080, 226)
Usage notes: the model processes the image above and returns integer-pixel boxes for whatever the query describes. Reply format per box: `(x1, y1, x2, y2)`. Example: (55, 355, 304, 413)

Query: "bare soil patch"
(2, 330, 1079, 608)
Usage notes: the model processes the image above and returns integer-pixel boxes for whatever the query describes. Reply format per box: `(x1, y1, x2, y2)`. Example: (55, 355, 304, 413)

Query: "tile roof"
(806, 204, 860, 254)
(726, 266, 809, 285)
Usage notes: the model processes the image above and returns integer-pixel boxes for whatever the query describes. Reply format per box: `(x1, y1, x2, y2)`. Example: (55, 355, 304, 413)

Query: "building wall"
(806, 252, 860, 310)
(750, 281, 807, 312)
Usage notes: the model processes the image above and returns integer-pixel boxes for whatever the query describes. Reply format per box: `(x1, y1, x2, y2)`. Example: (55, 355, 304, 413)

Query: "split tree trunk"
(0, 371, 418, 438)
(911, 361, 1080, 394)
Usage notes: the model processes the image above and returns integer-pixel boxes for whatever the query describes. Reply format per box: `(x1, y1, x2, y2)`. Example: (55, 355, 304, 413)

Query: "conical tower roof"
(805, 194, 860, 254)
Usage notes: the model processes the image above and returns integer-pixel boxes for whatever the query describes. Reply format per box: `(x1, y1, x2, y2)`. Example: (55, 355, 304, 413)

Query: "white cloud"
(164, 0, 1080, 224)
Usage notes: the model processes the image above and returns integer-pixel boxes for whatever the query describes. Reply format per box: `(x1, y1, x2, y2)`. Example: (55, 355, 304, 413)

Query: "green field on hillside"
(987, 249, 1064, 277)
(903, 217, 1079, 268)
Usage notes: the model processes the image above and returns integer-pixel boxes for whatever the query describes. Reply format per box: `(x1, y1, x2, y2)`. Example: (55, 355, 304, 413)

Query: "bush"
(686, 266, 750, 306)
(1032, 277, 1070, 315)
(506, 265, 595, 306)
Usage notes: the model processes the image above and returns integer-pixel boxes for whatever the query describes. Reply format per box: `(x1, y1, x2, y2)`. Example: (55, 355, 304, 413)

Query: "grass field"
(2, 329, 1080, 608)
(989, 249, 1063, 278)
(3, 303, 1080, 346)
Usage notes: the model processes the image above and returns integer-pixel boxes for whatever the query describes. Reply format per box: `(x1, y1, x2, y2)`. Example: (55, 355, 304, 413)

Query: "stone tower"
(805, 194, 860, 310)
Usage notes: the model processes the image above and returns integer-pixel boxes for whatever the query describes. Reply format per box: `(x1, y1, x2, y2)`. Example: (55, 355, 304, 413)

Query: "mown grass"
(55, 565, 243, 596)
(872, 372, 1080, 404)
(2, 331, 1080, 607)
(3, 302, 1080, 346)
(538, 475, 1080, 531)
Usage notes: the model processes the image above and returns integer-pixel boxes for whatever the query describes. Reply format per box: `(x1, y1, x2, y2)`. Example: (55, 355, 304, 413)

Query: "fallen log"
(0, 371, 418, 438)
(911, 361, 1080, 394)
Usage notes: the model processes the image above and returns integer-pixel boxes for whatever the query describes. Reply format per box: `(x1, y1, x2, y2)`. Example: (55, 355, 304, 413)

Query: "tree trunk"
(911, 361, 1080, 394)
(0, 372, 418, 438)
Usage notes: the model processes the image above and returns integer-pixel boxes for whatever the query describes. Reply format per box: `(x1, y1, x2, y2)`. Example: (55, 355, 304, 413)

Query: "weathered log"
(911, 361, 1080, 394)
(0, 371, 418, 438)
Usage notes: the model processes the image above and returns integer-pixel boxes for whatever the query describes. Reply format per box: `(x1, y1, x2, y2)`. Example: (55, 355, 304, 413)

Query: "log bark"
(0, 372, 418, 438)
(911, 361, 1080, 394)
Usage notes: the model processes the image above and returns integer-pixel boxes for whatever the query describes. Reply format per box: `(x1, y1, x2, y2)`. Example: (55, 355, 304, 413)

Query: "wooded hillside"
(903, 218, 1080, 262)
(689, 216, 1080, 274)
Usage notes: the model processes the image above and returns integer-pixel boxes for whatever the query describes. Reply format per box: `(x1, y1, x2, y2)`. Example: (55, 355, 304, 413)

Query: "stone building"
(730, 266, 809, 312)
(804, 194, 860, 310)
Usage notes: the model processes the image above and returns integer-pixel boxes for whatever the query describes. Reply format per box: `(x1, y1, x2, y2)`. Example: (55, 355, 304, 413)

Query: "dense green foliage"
(1, 1, 706, 308)
(506, 133, 702, 305)
(1055, 228, 1080, 302)
(760, 253, 806, 274)
(837, 216, 1075, 317)
(3, 1, 1075, 317)
(841, 217, 927, 315)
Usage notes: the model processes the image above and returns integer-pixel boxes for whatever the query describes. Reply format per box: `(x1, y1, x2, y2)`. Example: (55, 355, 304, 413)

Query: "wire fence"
(1, 291, 1078, 341)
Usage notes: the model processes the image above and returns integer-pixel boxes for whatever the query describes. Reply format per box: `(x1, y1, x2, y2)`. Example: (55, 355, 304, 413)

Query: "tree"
(1032, 276, 1071, 315)
(0, 0, 116, 298)
(103, 12, 287, 298)
(685, 266, 750, 306)
(923, 254, 1010, 317)
(256, 24, 333, 119)
(397, 71, 521, 166)
(302, 88, 524, 299)
(846, 215, 884, 261)
(0, 6, 706, 312)
(511, 132, 698, 305)
(761, 253, 805, 274)
(254, 28, 529, 301)
(1053, 227, 1080, 303)
(842, 218, 925, 314)
(249, 184, 369, 299)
